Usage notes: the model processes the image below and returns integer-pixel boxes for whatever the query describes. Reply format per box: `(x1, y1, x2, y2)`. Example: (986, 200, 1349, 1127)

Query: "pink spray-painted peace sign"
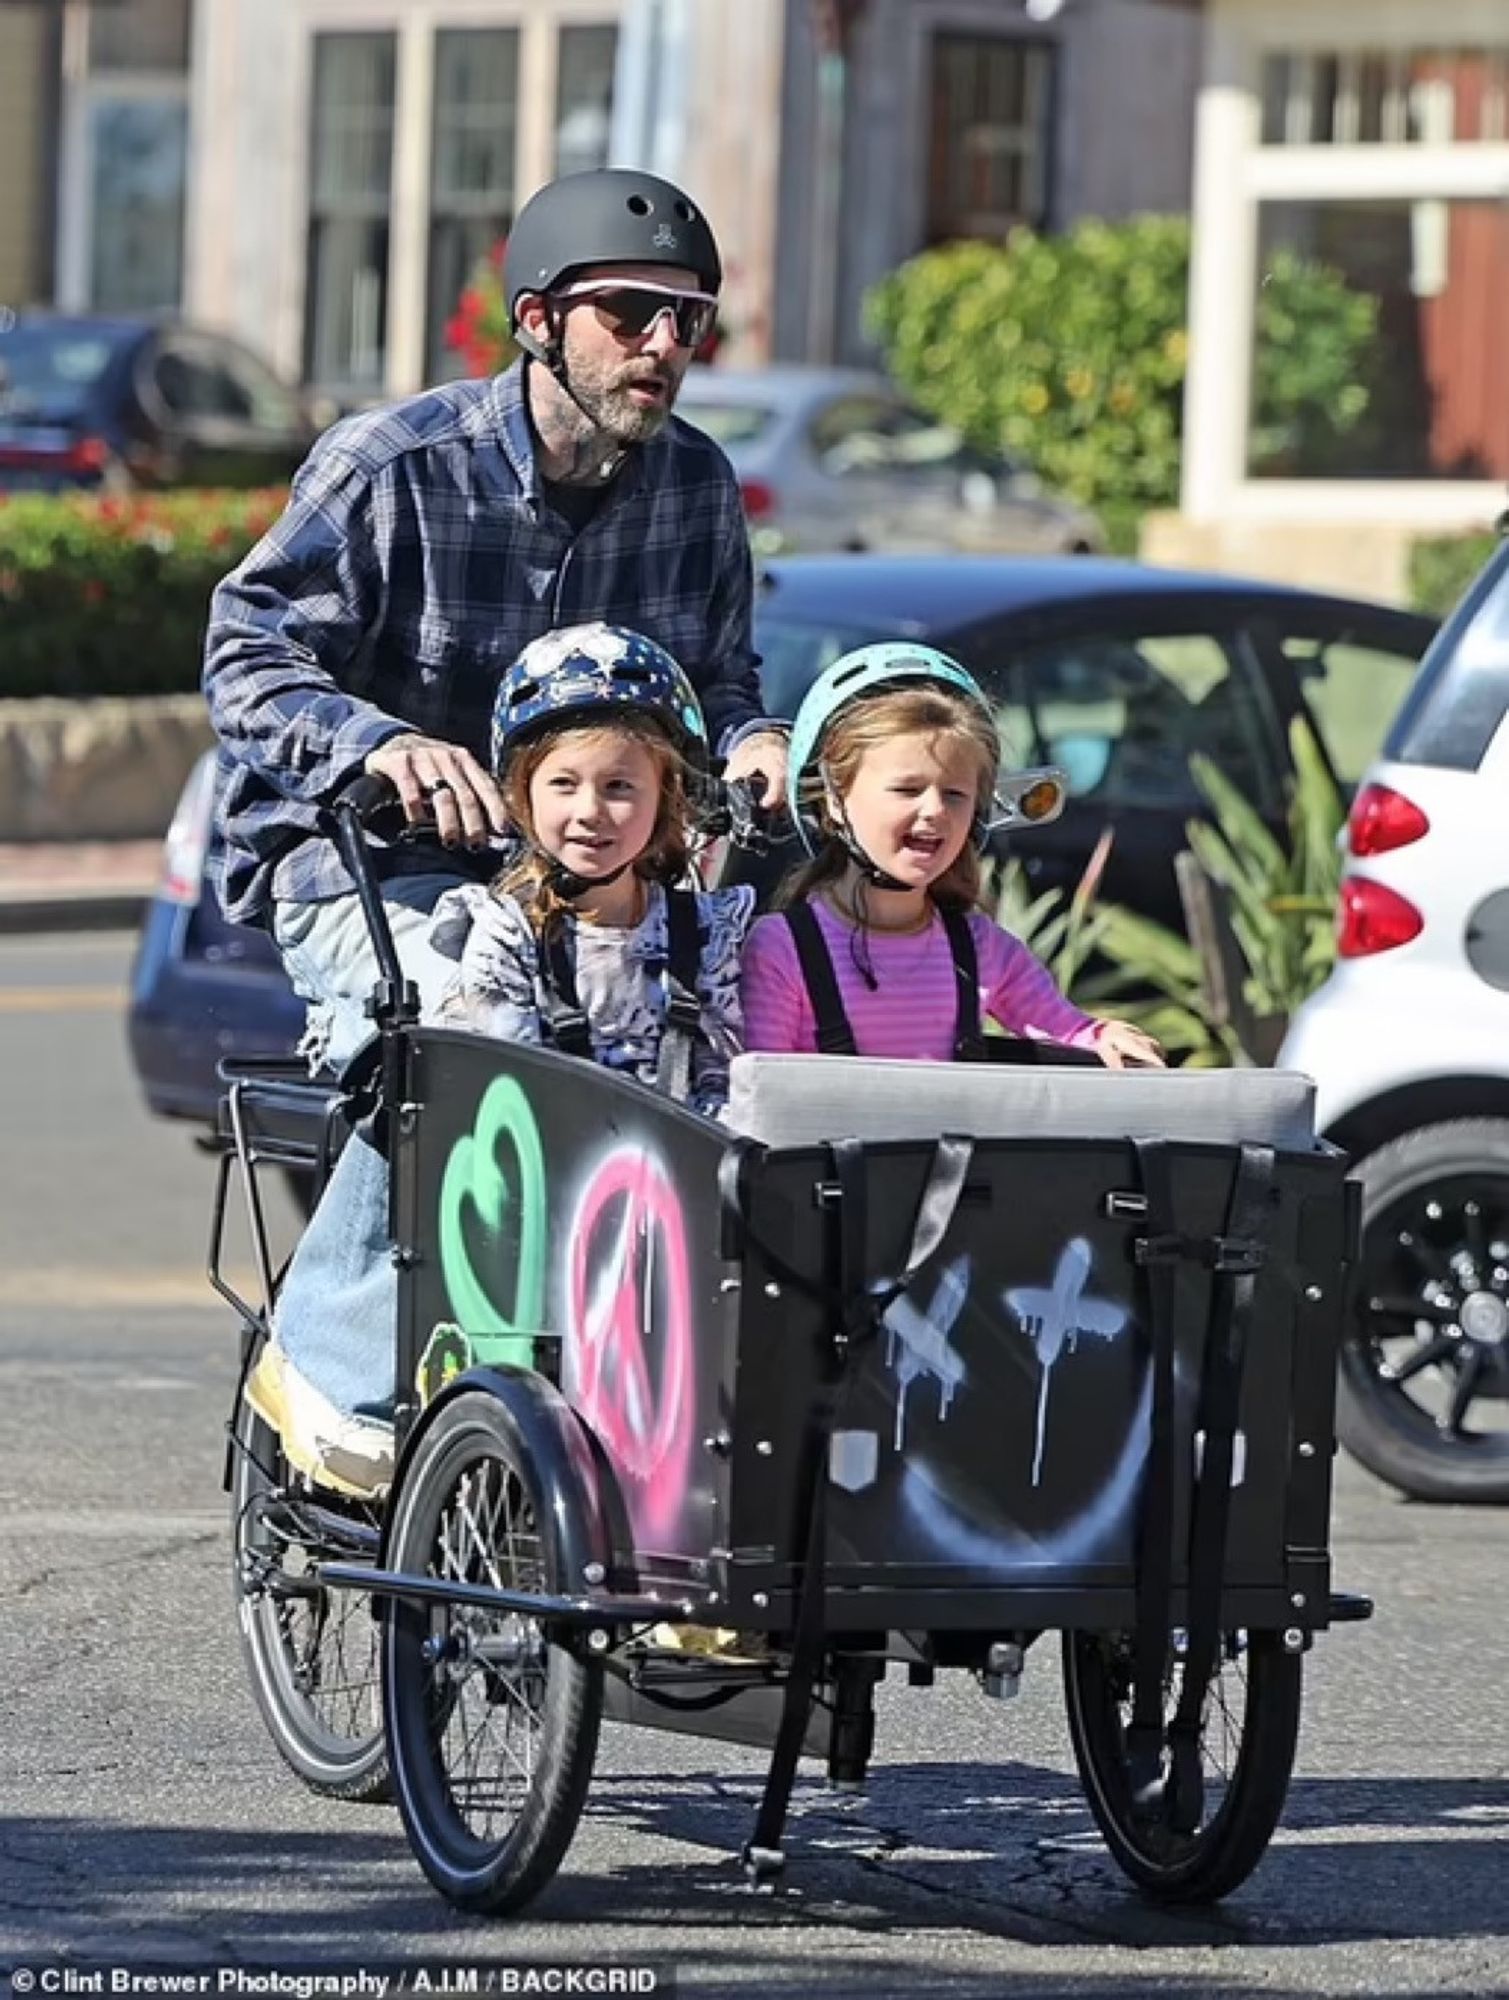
(567, 1146, 696, 1546)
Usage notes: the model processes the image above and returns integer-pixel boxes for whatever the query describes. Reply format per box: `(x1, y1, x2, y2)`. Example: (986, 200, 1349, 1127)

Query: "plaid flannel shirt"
(203, 361, 765, 926)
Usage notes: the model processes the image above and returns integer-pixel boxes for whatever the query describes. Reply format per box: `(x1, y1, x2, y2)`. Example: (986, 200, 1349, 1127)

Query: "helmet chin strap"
(542, 853, 634, 902)
(827, 794, 912, 895)
(521, 312, 629, 480)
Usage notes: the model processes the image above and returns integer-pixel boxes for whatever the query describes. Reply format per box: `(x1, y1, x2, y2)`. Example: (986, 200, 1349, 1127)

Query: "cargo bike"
(212, 784, 1372, 1917)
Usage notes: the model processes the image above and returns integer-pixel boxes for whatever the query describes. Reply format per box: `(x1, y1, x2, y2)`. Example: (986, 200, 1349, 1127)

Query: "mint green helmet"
(787, 642, 996, 856)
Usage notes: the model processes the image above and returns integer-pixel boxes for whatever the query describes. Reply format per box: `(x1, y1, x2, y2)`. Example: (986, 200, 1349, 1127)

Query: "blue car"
(128, 554, 1436, 1136)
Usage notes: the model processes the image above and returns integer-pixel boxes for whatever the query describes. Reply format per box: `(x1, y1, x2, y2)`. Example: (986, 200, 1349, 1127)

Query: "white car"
(1281, 536, 1509, 1501)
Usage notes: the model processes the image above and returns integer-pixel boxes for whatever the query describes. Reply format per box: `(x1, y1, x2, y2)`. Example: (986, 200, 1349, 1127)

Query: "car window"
(214, 342, 303, 432)
(753, 613, 883, 721)
(1384, 540, 1509, 772)
(0, 324, 121, 421)
(682, 401, 775, 448)
(153, 339, 300, 430)
(809, 397, 969, 480)
(1279, 634, 1419, 785)
(153, 346, 244, 420)
(977, 629, 1284, 815)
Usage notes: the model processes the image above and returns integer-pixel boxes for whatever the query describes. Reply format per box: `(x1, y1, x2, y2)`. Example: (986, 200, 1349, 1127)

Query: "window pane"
(984, 632, 1280, 812)
(427, 29, 518, 382)
(306, 33, 396, 389)
(310, 33, 396, 209)
(926, 34, 1053, 242)
(1249, 198, 1509, 480)
(1259, 46, 1509, 146)
(555, 25, 617, 178)
(90, 0, 190, 74)
(1279, 636, 1418, 784)
(88, 96, 186, 311)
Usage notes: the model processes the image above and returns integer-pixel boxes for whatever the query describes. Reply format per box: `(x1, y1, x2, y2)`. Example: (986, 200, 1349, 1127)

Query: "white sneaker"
(244, 1341, 394, 1500)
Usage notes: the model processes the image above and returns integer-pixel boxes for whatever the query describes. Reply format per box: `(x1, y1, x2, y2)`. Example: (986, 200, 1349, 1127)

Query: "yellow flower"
(1022, 383, 1050, 415)
(1065, 367, 1095, 400)
(1163, 329, 1189, 365)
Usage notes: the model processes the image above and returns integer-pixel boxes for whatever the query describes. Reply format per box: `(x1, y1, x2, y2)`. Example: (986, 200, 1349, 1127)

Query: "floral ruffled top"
(428, 880, 755, 1119)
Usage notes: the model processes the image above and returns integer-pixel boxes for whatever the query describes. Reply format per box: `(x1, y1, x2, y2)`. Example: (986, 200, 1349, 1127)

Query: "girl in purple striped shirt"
(740, 644, 1163, 1068)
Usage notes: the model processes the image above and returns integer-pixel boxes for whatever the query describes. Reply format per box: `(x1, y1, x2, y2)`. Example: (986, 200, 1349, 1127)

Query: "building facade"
(13, 0, 1202, 401)
(1160, 0, 1509, 596)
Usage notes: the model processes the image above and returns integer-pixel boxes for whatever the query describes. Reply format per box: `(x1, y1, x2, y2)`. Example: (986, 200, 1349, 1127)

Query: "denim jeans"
(270, 872, 468, 1419)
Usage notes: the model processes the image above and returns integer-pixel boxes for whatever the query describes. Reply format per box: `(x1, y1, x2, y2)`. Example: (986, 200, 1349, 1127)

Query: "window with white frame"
(1249, 196, 1509, 481)
(555, 24, 618, 178)
(926, 34, 1054, 243)
(305, 32, 396, 394)
(425, 27, 520, 382)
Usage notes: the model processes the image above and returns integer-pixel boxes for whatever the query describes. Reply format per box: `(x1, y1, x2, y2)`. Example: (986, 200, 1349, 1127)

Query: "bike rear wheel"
(230, 1355, 388, 1801)
(1062, 1627, 1301, 1903)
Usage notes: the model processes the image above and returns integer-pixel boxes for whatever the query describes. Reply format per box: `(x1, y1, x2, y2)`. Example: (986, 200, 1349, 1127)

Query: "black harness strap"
(938, 904, 986, 1061)
(783, 903, 857, 1056)
(744, 1130, 976, 1876)
(537, 890, 706, 1103)
(538, 924, 594, 1060)
(783, 901, 984, 1062)
(1165, 1143, 1275, 1833)
(653, 888, 704, 1104)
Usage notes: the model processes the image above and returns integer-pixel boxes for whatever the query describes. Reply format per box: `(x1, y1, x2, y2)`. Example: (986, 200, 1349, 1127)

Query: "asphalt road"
(1, 933, 1506, 1998)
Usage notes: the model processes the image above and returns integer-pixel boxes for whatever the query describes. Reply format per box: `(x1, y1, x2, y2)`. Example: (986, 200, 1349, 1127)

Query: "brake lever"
(724, 775, 773, 854)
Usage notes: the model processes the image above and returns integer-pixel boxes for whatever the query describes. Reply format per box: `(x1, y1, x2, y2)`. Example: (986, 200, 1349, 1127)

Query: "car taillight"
(158, 758, 218, 907)
(739, 478, 776, 521)
(1348, 782, 1430, 857)
(1337, 876, 1424, 958)
(0, 434, 112, 474)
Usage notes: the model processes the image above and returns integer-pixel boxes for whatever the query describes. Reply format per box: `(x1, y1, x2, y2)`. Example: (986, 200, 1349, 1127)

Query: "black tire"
(383, 1388, 602, 1915)
(230, 1356, 389, 1801)
(1339, 1119, 1509, 1503)
(1063, 1628, 1302, 1903)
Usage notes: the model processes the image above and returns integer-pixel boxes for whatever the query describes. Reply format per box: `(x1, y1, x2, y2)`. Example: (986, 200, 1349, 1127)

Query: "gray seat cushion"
(726, 1052, 1319, 1152)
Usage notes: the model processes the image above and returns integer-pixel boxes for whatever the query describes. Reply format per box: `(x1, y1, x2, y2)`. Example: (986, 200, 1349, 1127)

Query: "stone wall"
(0, 696, 214, 842)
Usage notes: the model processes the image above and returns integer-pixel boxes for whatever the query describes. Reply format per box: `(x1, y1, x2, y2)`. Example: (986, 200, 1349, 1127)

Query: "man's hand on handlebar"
(723, 729, 789, 812)
(364, 733, 510, 849)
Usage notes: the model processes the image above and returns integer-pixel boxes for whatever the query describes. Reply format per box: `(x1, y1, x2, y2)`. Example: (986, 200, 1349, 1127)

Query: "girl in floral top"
(430, 622, 753, 1117)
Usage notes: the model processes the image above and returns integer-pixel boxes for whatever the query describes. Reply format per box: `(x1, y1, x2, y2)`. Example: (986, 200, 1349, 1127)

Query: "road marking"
(1, 1269, 259, 1309)
(0, 1511, 224, 1538)
(0, 985, 128, 1012)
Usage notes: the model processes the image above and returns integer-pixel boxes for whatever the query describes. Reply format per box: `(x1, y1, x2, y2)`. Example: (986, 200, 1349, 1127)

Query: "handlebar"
(321, 774, 411, 1022)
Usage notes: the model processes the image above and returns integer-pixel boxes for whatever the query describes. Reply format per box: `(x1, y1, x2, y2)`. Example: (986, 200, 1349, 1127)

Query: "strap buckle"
(1134, 1231, 1267, 1275)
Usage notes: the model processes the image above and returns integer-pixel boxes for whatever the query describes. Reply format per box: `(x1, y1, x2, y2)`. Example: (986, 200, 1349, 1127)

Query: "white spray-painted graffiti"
(883, 1255, 969, 1450)
(1006, 1237, 1129, 1485)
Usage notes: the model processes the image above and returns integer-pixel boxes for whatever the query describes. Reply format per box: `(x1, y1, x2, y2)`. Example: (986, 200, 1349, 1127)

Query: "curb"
(0, 888, 151, 935)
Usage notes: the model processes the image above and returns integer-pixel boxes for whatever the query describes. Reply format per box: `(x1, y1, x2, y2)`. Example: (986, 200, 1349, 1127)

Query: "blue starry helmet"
(490, 623, 710, 778)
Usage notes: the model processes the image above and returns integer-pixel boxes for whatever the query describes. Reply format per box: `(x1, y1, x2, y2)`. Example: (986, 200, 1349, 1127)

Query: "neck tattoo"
(529, 371, 622, 486)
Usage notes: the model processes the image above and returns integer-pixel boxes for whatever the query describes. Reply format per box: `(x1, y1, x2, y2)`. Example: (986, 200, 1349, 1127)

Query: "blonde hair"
(777, 684, 1000, 914)
(495, 712, 693, 933)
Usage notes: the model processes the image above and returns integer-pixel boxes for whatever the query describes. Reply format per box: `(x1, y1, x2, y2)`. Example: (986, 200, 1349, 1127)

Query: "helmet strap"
(827, 793, 911, 895)
(541, 851, 635, 903)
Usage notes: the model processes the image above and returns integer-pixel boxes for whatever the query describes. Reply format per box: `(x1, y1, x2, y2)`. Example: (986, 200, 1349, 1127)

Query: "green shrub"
(1408, 529, 1504, 620)
(865, 216, 1379, 513)
(0, 488, 283, 697)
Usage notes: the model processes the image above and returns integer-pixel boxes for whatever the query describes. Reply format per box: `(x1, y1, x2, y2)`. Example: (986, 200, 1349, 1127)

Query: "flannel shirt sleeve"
(700, 493, 768, 756)
(201, 445, 412, 806)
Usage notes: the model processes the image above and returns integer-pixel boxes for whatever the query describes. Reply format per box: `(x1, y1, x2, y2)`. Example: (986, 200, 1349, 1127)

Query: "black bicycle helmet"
(505, 168, 723, 333)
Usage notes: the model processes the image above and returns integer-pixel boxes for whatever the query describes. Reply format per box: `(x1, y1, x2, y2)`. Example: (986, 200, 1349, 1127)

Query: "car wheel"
(1339, 1118, 1509, 1502)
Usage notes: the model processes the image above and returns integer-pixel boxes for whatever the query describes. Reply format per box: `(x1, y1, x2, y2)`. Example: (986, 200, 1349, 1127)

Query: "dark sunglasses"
(559, 281, 719, 350)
